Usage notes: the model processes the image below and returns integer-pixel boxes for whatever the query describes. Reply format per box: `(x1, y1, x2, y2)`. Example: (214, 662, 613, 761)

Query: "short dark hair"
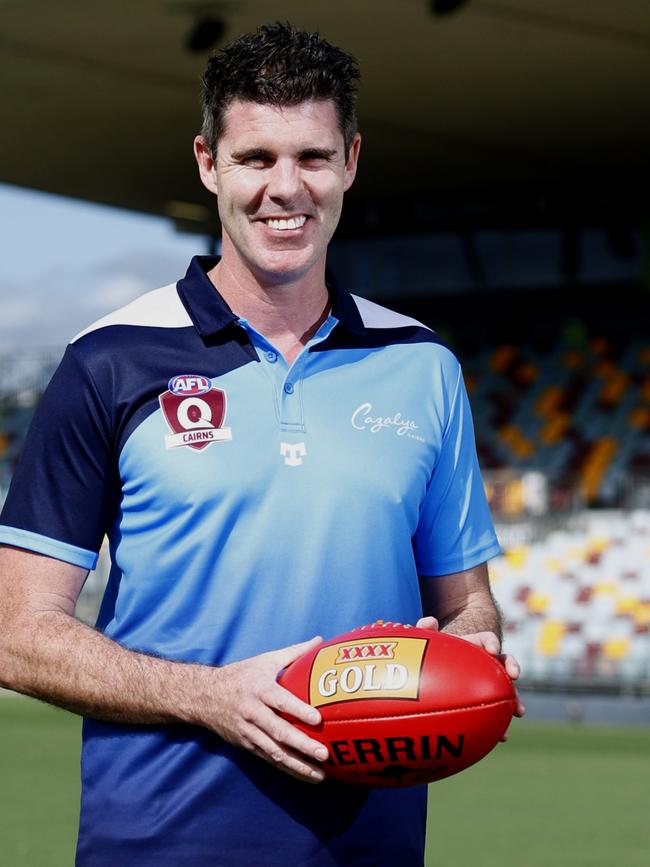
(200, 21, 360, 157)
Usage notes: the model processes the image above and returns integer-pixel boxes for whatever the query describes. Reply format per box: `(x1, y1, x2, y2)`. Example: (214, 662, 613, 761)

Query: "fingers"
(456, 632, 522, 680)
(268, 681, 321, 727)
(207, 639, 331, 784)
(271, 635, 323, 670)
(267, 636, 324, 726)
(514, 688, 526, 718)
(458, 630, 501, 655)
(502, 654, 521, 681)
(479, 632, 502, 656)
(415, 615, 439, 631)
(248, 730, 327, 784)
(244, 702, 328, 783)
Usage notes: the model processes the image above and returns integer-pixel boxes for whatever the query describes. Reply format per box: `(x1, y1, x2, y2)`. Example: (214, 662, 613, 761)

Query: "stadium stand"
(491, 509, 650, 685)
(463, 335, 650, 507)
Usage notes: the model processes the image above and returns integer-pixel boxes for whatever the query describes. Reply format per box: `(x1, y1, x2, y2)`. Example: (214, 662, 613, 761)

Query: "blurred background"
(1, 1, 650, 864)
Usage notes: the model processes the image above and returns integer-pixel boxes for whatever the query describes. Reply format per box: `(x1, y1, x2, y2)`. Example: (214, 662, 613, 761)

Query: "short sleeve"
(0, 344, 117, 569)
(413, 361, 501, 575)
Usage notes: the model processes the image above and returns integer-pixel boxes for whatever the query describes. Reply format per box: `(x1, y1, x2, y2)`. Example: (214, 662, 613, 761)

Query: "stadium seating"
(491, 509, 650, 683)
(464, 335, 650, 506)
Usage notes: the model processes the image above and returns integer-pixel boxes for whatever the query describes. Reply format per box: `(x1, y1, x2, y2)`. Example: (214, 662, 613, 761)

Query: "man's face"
(195, 99, 360, 283)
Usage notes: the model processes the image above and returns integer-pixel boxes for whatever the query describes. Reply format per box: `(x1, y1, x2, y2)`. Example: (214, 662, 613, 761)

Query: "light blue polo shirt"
(0, 255, 500, 866)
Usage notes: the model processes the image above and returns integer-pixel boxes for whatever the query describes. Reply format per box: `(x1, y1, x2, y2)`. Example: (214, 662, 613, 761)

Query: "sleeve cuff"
(0, 525, 98, 570)
(416, 539, 503, 577)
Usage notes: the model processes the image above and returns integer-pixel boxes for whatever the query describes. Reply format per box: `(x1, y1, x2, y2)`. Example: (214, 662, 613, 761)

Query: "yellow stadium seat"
(615, 596, 639, 616)
(514, 362, 538, 385)
(579, 437, 618, 503)
(563, 350, 585, 369)
(540, 412, 570, 444)
(599, 371, 629, 406)
(536, 620, 566, 656)
(587, 536, 610, 554)
(633, 603, 650, 627)
(527, 592, 551, 614)
(505, 547, 529, 568)
(463, 371, 476, 395)
(602, 638, 631, 660)
(490, 345, 517, 372)
(535, 386, 564, 416)
(629, 407, 650, 429)
(590, 337, 612, 356)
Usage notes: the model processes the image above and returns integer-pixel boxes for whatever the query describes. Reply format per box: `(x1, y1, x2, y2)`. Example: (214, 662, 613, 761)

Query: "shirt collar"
(177, 255, 366, 338)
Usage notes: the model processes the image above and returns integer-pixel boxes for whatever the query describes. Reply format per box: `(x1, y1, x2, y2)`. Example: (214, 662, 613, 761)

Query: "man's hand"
(415, 615, 525, 727)
(206, 636, 329, 784)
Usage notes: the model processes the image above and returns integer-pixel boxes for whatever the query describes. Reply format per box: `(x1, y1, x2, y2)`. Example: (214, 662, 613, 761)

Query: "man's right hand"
(0, 547, 329, 784)
(206, 636, 329, 784)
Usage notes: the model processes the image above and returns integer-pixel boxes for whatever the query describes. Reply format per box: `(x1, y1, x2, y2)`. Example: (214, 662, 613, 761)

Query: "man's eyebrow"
(229, 146, 339, 161)
(300, 147, 337, 158)
(230, 147, 273, 161)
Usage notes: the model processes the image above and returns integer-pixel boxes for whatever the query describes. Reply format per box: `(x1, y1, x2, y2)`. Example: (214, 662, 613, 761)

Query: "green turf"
(1, 695, 81, 867)
(426, 719, 650, 867)
(1, 695, 649, 865)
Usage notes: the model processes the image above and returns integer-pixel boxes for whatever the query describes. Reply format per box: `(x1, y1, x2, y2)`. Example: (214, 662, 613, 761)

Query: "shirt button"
(284, 382, 294, 394)
(265, 350, 277, 363)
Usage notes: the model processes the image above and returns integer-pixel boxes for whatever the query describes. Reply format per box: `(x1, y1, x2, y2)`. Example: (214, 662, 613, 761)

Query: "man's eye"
(301, 154, 327, 166)
(243, 156, 270, 168)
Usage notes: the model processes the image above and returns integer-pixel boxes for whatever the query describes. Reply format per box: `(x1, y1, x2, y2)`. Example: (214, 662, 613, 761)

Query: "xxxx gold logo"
(335, 642, 397, 662)
(309, 637, 427, 708)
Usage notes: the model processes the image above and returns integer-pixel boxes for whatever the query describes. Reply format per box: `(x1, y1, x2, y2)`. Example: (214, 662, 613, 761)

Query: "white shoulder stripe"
(71, 283, 192, 343)
(351, 295, 431, 331)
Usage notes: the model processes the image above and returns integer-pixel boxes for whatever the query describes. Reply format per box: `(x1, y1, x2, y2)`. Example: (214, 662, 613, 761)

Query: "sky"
(0, 183, 209, 355)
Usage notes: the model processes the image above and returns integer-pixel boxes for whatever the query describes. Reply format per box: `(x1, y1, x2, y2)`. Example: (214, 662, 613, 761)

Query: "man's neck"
(206, 253, 331, 365)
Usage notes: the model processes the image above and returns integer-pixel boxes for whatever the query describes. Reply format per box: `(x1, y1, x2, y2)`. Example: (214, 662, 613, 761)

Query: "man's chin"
(248, 249, 322, 283)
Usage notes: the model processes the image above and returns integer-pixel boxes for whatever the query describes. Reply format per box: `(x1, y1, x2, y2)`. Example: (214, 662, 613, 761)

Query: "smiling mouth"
(263, 215, 308, 231)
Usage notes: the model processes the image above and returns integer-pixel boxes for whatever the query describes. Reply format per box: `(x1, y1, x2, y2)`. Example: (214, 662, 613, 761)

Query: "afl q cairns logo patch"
(309, 637, 427, 708)
(159, 375, 232, 451)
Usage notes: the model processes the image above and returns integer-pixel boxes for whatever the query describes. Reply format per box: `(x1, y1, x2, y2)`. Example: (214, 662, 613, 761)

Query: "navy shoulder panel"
(318, 294, 454, 354)
(0, 282, 257, 558)
(73, 320, 256, 456)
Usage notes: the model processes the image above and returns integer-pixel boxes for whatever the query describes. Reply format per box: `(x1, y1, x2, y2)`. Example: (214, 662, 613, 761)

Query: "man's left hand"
(415, 615, 525, 729)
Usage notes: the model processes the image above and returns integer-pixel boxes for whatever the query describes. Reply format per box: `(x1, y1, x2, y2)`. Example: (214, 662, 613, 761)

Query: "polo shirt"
(0, 255, 500, 866)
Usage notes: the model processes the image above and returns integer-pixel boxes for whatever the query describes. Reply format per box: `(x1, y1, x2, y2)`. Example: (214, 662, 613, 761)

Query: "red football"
(278, 621, 517, 787)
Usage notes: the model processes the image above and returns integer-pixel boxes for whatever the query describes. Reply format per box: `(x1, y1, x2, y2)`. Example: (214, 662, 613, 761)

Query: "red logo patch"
(159, 376, 232, 451)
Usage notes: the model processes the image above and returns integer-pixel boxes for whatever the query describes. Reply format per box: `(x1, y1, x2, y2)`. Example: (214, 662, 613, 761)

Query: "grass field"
(1, 694, 649, 866)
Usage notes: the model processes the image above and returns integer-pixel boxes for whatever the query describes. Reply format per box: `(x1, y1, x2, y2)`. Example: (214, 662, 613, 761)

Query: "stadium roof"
(3, 0, 650, 235)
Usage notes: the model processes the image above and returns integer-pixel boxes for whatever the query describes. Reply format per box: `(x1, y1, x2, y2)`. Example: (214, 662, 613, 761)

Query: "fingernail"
(311, 769, 325, 782)
(315, 747, 328, 761)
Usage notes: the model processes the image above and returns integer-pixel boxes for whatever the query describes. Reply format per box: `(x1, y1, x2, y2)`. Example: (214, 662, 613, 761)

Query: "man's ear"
(343, 133, 361, 192)
(194, 136, 219, 196)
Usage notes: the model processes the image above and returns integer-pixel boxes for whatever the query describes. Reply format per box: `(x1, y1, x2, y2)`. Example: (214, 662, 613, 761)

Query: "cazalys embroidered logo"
(159, 375, 232, 451)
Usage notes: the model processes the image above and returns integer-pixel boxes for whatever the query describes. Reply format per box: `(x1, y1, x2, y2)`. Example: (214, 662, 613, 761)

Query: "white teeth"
(265, 216, 307, 230)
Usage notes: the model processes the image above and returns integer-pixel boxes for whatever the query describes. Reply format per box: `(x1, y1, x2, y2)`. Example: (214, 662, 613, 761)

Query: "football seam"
(323, 698, 514, 724)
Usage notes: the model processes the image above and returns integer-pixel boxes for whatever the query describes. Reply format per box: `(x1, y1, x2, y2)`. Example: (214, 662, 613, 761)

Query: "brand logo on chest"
(160, 374, 232, 451)
(351, 403, 425, 442)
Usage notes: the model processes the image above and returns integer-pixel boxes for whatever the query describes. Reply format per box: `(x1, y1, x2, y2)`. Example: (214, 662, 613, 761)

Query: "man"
(0, 22, 520, 866)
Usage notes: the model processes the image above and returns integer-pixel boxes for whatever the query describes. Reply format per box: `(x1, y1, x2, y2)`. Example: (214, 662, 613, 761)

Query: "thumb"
(271, 634, 323, 671)
(416, 616, 439, 631)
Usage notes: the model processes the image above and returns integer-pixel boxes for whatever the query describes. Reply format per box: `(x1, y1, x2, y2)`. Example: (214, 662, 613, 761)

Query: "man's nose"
(266, 159, 302, 202)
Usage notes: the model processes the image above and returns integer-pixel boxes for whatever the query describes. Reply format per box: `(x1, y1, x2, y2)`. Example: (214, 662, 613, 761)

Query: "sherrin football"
(278, 621, 517, 787)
